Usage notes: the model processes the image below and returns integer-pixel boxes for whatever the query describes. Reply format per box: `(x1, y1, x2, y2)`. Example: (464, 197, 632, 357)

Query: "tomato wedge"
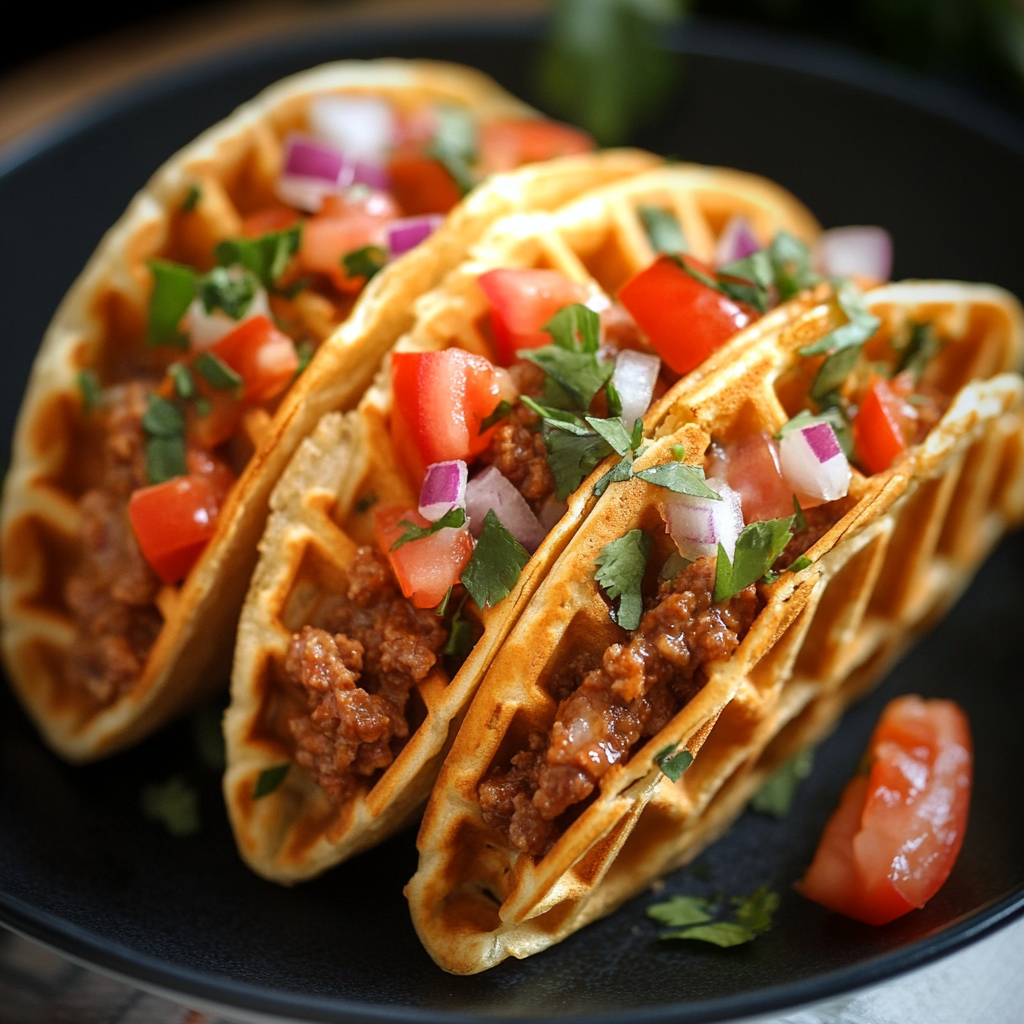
(390, 348, 502, 484)
(374, 505, 474, 609)
(853, 375, 911, 475)
(618, 255, 756, 375)
(387, 154, 462, 216)
(800, 696, 972, 926)
(477, 118, 593, 174)
(211, 315, 298, 405)
(477, 268, 590, 365)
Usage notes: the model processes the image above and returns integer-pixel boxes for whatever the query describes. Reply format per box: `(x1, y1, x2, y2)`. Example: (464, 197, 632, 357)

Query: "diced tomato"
(800, 696, 972, 926)
(185, 383, 242, 450)
(387, 154, 462, 216)
(128, 474, 224, 584)
(185, 448, 236, 504)
(477, 268, 591, 365)
(391, 348, 502, 484)
(241, 205, 301, 238)
(374, 505, 474, 609)
(477, 118, 593, 174)
(618, 255, 756, 375)
(853, 375, 911, 475)
(211, 314, 298, 405)
(723, 432, 794, 524)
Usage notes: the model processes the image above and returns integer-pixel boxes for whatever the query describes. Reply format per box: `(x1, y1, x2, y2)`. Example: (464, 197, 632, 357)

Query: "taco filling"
(66, 100, 591, 705)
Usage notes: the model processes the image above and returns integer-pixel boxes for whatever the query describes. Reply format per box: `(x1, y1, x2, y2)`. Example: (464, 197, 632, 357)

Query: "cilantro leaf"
(654, 744, 694, 782)
(544, 302, 601, 353)
(768, 231, 820, 302)
(441, 592, 475, 674)
(147, 259, 196, 348)
(713, 516, 795, 602)
(295, 339, 314, 376)
(78, 369, 102, 413)
(428, 104, 478, 193)
(799, 283, 881, 357)
(656, 885, 779, 946)
(181, 184, 202, 211)
(585, 415, 634, 456)
(342, 244, 387, 282)
(141, 776, 199, 837)
(661, 922, 756, 947)
(639, 204, 687, 254)
(146, 438, 188, 484)
(660, 549, 689, 580)
(519, 395, 583, 425)
(792, 495, 807, 533)
(194, 351, 243, 393)
(479, 400, 512, 433)
(717, 250, 775, 314)
(595, 529, 652, 630)
(635, 461, 720, 498)
(811, 344, 861, 403)
(169, 362, 195, 401)
(197, 266, 259, 320)
(543, 419, 615, 499)
(214, 225, 301, 288)
(732, 886, 780, 935)
(525, 347, 614, 411)
(787, 555, 813, 573)
(896, 319, 940, 382)
(142, 394, 185, 437)
(605, 378, 623, 417)
(593, 454, 634, 497)
(253, 763, 290, 800)
(647, 894, 714, 928)
(751, 749, 814, 819)
(390, 508, 467, 550)
(461, 509, 530, 609)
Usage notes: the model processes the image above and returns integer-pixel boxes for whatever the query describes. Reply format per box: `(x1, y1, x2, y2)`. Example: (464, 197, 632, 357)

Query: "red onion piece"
(387, 215, 445, 257)
(661, 477, 743, 562)
(612, 349, 660, 428)
(418, 460, 468, 522)
(715, 215, 761, 266)
(465, 466, 546, 552)
(276, 135, 353, 212)
(309, 95, 396, 162)
(353, 160, 391, 192)
(816, 226, 893, 282)
(779, 422, 851, 506)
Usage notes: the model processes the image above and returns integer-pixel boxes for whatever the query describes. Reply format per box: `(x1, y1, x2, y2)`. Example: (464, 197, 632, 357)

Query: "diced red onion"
(276, 135, 353, 212)
(661, 477, 743, 562)
(353, 160, 391, 192)
(387, 215, 445, 257)
(418, 460, 468, 522)
(816, 226, 892, 282)
(612, 349, 660, 428)
(715, 215, 760, 266)
(185, 287, 270, 350)
(309, 95, 396, 162)
(779, 422, 851, 506)
(465, 466, 546, 552)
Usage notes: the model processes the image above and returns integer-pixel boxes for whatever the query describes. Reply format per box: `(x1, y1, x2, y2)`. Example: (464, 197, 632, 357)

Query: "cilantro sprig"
(461, 509, 531, 609)
(390, 508, 467, 550)
(713, 515, 795, 602)
(648, 886, 779, 947)
(342, 245, 387, 283)
(595, 529, 652, 630)
(214, 225, 300, 289)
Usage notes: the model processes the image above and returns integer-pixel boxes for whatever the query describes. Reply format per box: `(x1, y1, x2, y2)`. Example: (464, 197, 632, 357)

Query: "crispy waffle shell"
(0, 58, 660, 763)
(223, 164, 823, 882)
(407, 280, 1024, 974)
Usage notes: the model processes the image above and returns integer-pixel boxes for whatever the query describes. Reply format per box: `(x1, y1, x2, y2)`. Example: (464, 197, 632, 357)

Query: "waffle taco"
(407, 279, 1024, 973)
(0, 59, 664, 763)
(222, 164, 824, 882)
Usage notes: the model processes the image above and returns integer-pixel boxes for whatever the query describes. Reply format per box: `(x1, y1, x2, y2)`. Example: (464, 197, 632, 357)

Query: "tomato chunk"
(477, 268, 590, 365)
(128, 474, 224, 584)
(853, 375, 910, 475)
(211, 314, 298, 405)
(374, 505, 474, 609)
(618, 255, 756, 375)
(387, 155, 462, 216)
(800, 696, 972, 926)
(478, 118, 593, 174)
(720, 432, 795, 524)
(391, 348, 502, 484)
(241, 205, 301, 238)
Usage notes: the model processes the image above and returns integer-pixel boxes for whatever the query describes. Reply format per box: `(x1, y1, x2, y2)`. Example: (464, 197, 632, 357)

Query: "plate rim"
(2, 12, 1024, 1022)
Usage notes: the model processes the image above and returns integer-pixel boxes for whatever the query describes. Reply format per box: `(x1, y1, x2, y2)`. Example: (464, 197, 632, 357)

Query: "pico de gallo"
(67, 96, 592, 706)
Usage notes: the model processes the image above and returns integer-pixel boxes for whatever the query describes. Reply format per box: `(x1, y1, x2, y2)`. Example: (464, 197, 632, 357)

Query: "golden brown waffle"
(223, 164, 822, 882)
(407, 280, 1024, 974)
(0, 57, 658, 763)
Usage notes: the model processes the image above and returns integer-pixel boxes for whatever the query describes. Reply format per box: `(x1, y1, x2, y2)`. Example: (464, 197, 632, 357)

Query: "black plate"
(2, 14, 1023, 1024)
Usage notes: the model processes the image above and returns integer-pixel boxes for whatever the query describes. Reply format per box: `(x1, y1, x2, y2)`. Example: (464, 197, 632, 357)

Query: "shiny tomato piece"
(128, 474, 223, 584)
(724, 432, 794, 524)
(387, 154, 462, 216)
(618, 255, 756, 375)
(211, 315, 298, 405)
(241, 205, 301, 238)
(185, 449, 236, 504)
(477, 268, 590, 365)
(374, 505, 474, 609)
(853, 375, 910, 475)
(800, 696, 972, 926)
(391, 348, 502, 484)
(477, 118, 593, 174)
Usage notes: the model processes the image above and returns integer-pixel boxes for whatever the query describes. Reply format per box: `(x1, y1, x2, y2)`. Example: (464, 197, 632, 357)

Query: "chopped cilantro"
(480, 400, 513, 433)
(545, 302, 601, 353)
(768, 231, 820, 302)
(787, 555, 813, 573)
(544, 419, 615, 499)
(717, 250, 775, 314)
(811, 344, 861, 403)
(595, 529, 652, 630)
(181, 184, 202, 211)
(295, 339, 314, 376)
(342, 244, 387, 282)
(751, 749, 814, 819)
(647, 894, 713, 928)
(896, 319, 940, 382)
(660, 549, 688, 580)
(792, 495, 807, 532)
(585, 415, 634, 456)
(146, 259, 196, 348)
(732, 886, 780, 935)
(428, 104, 478, 193)
(652, 885, 779, 946)
(354, 493, 379, 514)
(390, 507, 466, 550)
(635, 461, 720, 498)
(78, 369, 102, 413)
(279, 276, 312, 300)
(605, 378, 624, 417)
(194, 397, 212, 418)
(713, 515, 795, 602)
(169, 362, 195, 401)
(253, 763, 290, 800)
(197, 266, 259, 320)
(461, 509, 530, 609)
(638, 204, 687, 254)
(519, 395, 582, 425)
(523, 304, 612, 410)
(654, 744, 694, 782)
(593, 454, 634, 497)
(214, 224, 301, 289)
(142, 394, 185, 437)
(194, 351, 243, 393)
(142, 394, 187, 484)
(800, 283, 881, 402)
(141, 776, 199, 837)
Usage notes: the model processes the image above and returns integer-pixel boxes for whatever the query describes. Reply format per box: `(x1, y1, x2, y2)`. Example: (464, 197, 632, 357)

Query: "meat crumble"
(478, 556, 760, 856)
(283, 546, 447, 801)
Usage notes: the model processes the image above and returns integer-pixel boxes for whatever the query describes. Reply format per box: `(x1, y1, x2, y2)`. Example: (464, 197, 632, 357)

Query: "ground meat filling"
(64, 382, 162, 705)
(283, 546, 447, 801)
(479, 557, 760, 856)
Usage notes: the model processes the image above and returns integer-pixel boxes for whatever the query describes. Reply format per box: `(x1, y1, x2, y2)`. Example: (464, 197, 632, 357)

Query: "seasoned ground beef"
(479, 557, 760, 856)
(284, 546, 447, 801)
(64, 383, 162, 705)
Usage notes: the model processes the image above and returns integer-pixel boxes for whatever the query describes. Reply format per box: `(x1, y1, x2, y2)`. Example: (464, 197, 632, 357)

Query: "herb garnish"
(253, 763, 291, 800)
(543, 418, 618, 499)
(214, 225, 301, 289)
(716, 249, 775, 313)
(169, 362, 196, 401)
(654, 744, 694, 782)
(194, 351, 243, 393)
(768, 231, 820, 302)
(635, 461, 720, 497)
(441, 592, 475, 674)
(142, 395, 187, 484)
(390, 507, 467, 550)
(593, 453, 635, 497)
(78, 369, 102, 413)
(429, 105, 478, 193)
(342, 245, 387, 282)
(147, 259, 196, 348)
(141, 776, 200, 837)
(713, 515, 795, 602)
(595, 528, 652, 630)
(639, 204, 687, 254)
(198, 266, 259, 320)
(479, 400, 513, 433)
(648, 885, 779, 946)
(461, 509, 530, 609)
(751, 749, 814, 819)
(181, 184, 202, 211)
(896, 319, 940, 382)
